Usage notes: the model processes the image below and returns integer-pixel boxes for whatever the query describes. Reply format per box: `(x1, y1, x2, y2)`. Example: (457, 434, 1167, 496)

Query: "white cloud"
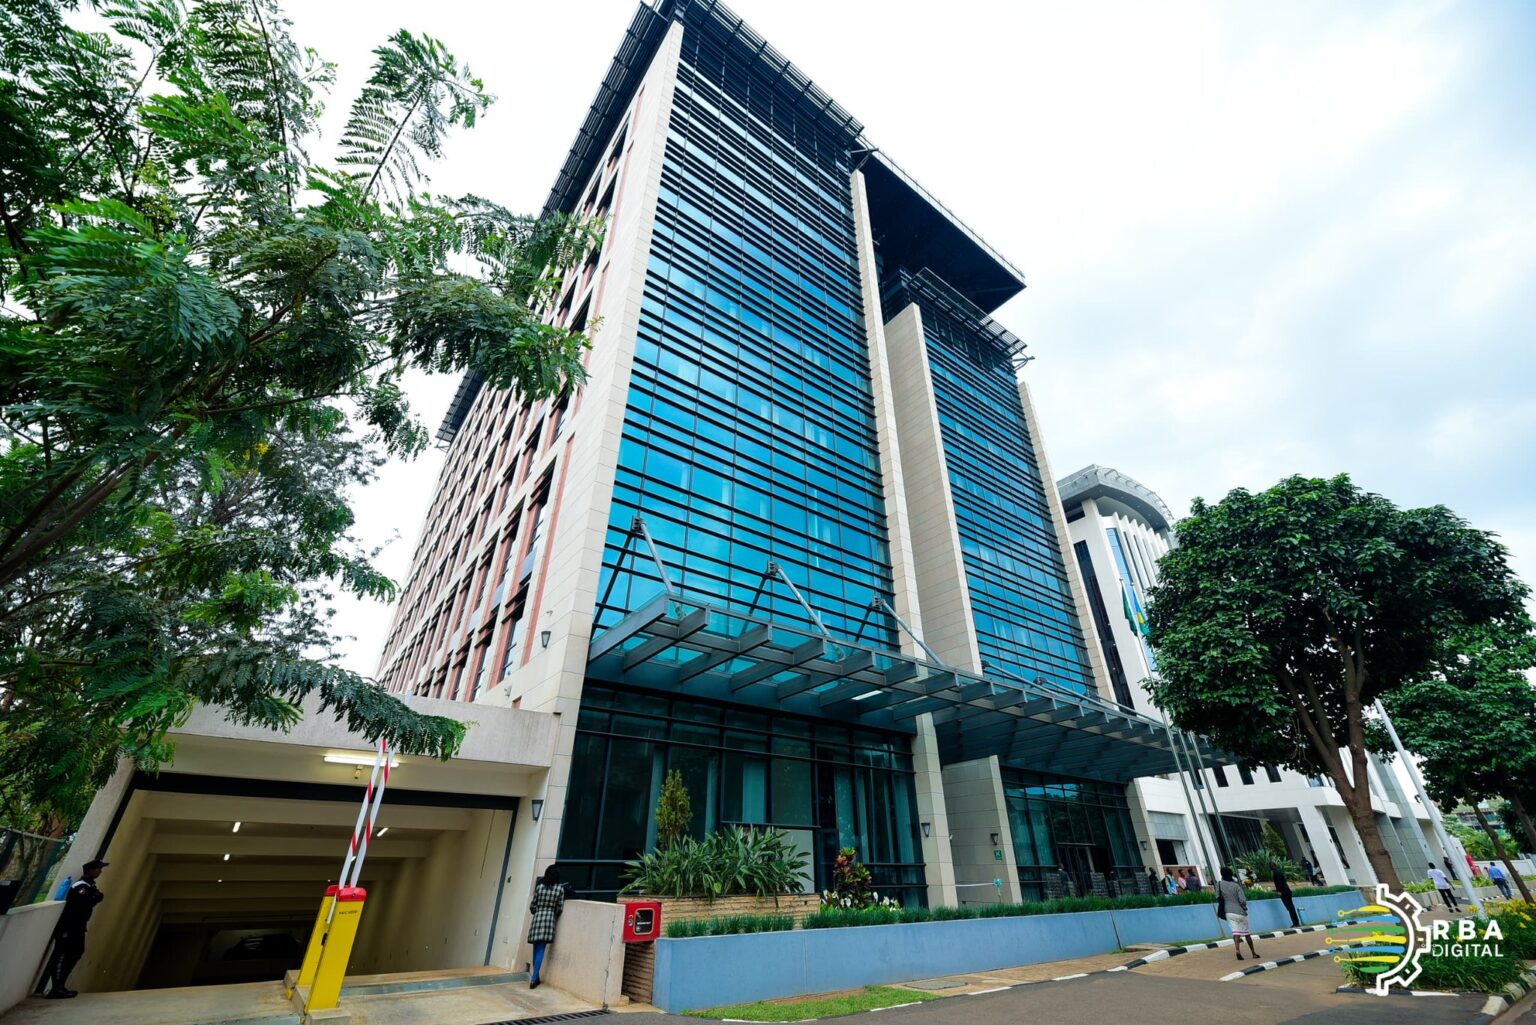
(285, 0, 1536, 673)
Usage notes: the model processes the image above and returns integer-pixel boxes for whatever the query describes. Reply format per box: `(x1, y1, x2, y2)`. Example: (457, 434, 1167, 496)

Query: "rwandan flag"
(1121, 580, 1151, 638)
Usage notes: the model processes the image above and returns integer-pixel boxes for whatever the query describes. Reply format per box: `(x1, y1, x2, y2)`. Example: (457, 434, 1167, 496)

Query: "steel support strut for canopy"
(597, 515, 679, 618)
(746, 561, 833, 641)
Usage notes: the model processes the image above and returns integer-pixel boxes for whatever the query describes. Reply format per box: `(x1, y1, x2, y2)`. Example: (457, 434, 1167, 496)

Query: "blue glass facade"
(897, 283, 1095, 694)
(594, 25, 896, 647)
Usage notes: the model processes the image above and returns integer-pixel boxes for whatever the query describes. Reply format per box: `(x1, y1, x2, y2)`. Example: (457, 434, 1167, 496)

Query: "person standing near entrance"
(527, 865, 566, 990)
(1145, 867, 1160, 895)
(1488, 862, 1512, 900)
(1272, 861, 1300, 927)
(1215, 867, 1258, 961)
(41, 859, 107, 998)
(1427, 864, 1461, 912)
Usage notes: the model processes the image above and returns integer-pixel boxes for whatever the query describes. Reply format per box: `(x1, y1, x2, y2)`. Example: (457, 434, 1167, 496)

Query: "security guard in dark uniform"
(41, 859, 107, 999)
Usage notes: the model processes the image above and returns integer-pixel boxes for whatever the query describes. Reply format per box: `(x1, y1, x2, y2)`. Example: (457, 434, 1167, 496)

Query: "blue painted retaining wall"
(650, 889, 1365, 1011)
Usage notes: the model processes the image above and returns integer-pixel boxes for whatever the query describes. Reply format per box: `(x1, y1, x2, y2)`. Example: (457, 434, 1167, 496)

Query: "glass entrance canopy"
(587, 592, 1230, 784)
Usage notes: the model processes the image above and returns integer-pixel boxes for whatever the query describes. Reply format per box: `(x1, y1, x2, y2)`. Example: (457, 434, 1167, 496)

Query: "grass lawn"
(684, 985, 942, 1021)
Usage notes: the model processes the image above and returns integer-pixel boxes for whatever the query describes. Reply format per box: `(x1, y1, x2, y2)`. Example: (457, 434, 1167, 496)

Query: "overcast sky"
(279, 0, 1536, 676)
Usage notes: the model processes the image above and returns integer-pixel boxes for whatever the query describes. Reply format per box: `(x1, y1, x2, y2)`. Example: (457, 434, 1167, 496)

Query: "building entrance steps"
(0, 968, 596, 1025)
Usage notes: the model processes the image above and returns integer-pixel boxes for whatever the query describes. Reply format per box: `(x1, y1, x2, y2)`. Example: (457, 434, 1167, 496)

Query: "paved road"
(648, 970, 1488, 1025)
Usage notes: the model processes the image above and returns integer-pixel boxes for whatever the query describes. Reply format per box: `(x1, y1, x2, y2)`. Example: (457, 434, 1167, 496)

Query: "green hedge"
(801, 886, 1358, 930)
(1343, 950, 1525, 994)
(666, 913, 797, 938)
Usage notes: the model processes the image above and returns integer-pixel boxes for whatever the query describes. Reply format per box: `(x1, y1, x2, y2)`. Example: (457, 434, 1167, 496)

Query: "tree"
(0, 0, 598, 825)
(655, 769, 692, 852)
(1385, 620, 1536, 901)
(1146, 475, 1528, 888)
(1262, 821, 1290, 864)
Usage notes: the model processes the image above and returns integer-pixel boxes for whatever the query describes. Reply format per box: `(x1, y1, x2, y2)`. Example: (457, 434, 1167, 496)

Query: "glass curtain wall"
(904, 284, 1094, 693)
(558, 685, 927, 904)
(594, 21, 896, 645)
(1001, 769, 1142, 900)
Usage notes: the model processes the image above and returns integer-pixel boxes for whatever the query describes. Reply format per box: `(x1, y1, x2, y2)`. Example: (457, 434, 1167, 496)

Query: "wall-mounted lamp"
(540, 629, 552, 649)
(990, 833, 1000, 847)
(324, 752, 400, 768)
(531, 798, 544, 821)
(921, 822, 931, 838)
(1139, 840, 1148, 851)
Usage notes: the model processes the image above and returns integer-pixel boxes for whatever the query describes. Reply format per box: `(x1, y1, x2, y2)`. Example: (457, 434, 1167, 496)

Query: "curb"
(1333, 965, 1536, 1025)
(1114, 918, 1373, 971)
(1219, 947, 1336, 982)
(1462, 965, 1536, 1025)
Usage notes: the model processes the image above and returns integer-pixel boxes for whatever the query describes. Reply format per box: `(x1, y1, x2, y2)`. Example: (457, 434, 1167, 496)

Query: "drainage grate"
(488, 1011, 612, 1025)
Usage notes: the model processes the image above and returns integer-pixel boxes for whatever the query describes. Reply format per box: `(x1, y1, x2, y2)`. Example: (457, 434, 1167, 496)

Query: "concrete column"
(882, 303, 983, 671)
(1297, 803, 1350, 886)
(1124, 782, 1164, 874)
(940, 757, 1020, 904)
(1014, 378, 1115, 701)
(1326, 806, 1376, 885)
(849, 169, 926, 656)
(911, 715, 957, 907)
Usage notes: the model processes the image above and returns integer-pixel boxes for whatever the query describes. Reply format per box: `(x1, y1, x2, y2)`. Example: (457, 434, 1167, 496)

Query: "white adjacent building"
(1057, 465, 1445, 887)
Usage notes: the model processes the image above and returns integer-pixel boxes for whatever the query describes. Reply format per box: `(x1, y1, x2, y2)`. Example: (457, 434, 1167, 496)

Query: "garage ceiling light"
(232, 821, 241, 833)
(377, 827, 389, 836)
(223, 853, 230, 861)
(323, 752, 401, 768)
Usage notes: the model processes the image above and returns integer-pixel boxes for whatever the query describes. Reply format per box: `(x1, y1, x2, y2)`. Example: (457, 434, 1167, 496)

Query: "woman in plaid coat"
(528, 865, 565, 989)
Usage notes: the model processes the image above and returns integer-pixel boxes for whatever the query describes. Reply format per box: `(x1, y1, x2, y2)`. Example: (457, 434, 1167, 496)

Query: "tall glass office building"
(378, 0, 1227, 910)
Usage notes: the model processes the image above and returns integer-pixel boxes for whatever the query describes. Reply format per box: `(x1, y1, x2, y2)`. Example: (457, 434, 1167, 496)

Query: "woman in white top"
(1215, 867, 1258, 961)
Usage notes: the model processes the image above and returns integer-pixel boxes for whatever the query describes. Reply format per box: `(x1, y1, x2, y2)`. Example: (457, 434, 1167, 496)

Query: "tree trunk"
(1472, 803, 1532, 904)
(1507, 791, 1536, 863)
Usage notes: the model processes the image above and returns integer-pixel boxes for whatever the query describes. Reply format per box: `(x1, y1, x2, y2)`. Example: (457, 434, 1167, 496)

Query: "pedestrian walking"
(1427, 864, 1460, 912)
(1215, 867, 1258, 961)
(1164, 872, 1179, 896)
(527, 864, 566, 990)
(1176, 869, 1189, 892)
(40, 859, 107, 999)
(1057, 865, 1073, 896)
(1187, 870, 1203, 893)
(1145, 867, 1160, 895)
(1300, 856, 1314, 884)
(1488, 862, 1512, 900)
(1272, 861, 1299, 927)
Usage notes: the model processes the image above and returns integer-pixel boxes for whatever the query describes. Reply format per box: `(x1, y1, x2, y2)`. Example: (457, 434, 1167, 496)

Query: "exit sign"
(993, 849, 1003, 861)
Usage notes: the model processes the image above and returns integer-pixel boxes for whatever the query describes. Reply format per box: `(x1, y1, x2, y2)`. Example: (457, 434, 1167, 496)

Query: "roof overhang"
(862, 152, 1026, 313)
(1057, 465, 1176, 535)
(587, 594, 1228, 784)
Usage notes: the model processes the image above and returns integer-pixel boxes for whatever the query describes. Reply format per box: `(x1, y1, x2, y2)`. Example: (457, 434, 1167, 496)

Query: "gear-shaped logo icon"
(1329, 883, 1427, 994)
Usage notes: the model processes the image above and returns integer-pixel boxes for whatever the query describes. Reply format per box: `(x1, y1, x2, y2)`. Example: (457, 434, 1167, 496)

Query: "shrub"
(1343, 950, 1524, 993)
(826, 848, 876, 909)
(656, 770, 693, 852)
(666, 913, 795, 938)
(621, 826, 810, 899)
(1232, 848, 1303, 883)
(798, 886, 1361, 929)
(1482, 899, 1536, 960)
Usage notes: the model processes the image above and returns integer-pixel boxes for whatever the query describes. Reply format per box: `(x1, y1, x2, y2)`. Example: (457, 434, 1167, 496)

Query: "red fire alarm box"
(622, 900, 661, 942)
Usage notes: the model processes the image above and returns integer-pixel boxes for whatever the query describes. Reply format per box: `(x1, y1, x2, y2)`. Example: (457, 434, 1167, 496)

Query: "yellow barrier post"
(306, 886, 366, 1015)
(289, 885, 339, 998)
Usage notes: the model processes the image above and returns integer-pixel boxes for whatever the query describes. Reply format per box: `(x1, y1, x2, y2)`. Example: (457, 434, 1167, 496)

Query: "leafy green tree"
(1386, 621, 1536, 901)
(655, 769, 693, 851)
(0, 0, 597, 825)
(1146, 475, 1528, 887)
(1262, 821, 1290, 864)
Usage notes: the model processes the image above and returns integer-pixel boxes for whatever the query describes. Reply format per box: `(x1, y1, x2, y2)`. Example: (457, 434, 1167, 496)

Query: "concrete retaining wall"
(650, 890, 1365, 1011)
(543, 900, 624, 1007)
(0, 901, 63, 1013)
